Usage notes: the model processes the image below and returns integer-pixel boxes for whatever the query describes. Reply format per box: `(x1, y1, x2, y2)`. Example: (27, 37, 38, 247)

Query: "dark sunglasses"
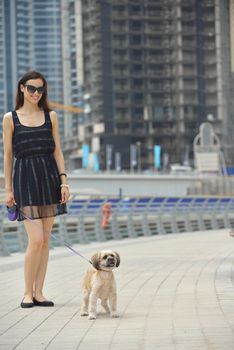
(24, 84, 46, 94)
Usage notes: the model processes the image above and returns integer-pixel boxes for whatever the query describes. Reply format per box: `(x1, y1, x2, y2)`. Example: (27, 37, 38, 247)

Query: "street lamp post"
(130, 144, 137, 173)
(106, 144, 112, 172)
(136, 141, 141, 173)
(115, 152, 121, 172)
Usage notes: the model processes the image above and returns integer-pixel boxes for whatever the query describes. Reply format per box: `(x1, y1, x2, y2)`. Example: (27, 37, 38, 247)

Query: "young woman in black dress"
(2, 71, 70, 308)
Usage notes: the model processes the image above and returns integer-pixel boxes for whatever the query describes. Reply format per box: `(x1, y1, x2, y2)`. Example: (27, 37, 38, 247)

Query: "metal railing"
(0, 195, 233, 256)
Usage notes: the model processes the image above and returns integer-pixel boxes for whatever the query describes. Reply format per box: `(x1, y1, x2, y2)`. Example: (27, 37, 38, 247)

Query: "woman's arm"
(2, 113, 15, 206)
(50, 110, 70, 203)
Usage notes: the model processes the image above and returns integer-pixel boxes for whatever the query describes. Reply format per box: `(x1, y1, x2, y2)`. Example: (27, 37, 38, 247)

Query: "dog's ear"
(91, 253, 100, 270)
(114, 251, 120, 267)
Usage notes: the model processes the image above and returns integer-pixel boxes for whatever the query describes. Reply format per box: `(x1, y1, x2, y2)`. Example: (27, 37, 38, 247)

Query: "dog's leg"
(88, 292, 98, 320)
(101, 299, 110, 314)
(80, 289, 89, 316)
(109, 291, 119, 318)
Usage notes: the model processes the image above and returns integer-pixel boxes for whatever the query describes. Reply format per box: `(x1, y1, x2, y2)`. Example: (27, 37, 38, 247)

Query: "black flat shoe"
(20, 298, 34, 308)
(33, 298, 54, 307)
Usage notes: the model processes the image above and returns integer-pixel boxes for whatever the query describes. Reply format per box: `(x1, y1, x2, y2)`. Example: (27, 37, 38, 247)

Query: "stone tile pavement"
(1, 229, 234, 349)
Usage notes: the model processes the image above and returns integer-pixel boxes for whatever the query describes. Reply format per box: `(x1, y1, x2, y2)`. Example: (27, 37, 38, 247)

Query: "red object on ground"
(101, 203, 112, 228)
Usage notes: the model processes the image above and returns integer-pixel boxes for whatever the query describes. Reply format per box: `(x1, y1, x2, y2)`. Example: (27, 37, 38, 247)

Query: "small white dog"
(80, 250, 120, 320)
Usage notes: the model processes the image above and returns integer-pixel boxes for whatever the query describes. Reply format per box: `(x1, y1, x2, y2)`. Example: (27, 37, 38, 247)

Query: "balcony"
(112, 24, 128, 33)
(112, 10, 128, 18)
(146, 84, 164, 93)
(131, 85, 145, 92)
(145, 39, 162, 48)
(205, 44, 216, 51)
(131, 72, 145, 80)
(183, 95, 198, 104)
(112, 40, 128, 48)
(113, 69, 129, 77)
(183, 83, 197, 91)
(114, 84, 131, 92)
(182, 69, 197, 77)
(145, 55, 165, 64)
(115, 116, 131, 124)
(181, 27, 196, 38)
(181, 14, 196, 22)
(201, 1, 214, 7)
(144, 24, 164, 34)
(112, 53, 129, 62)
(205, 86, 217, 94)
(203, 14, 215, 22)
(183, 54, 196, 64)
(206, 96, 218, 106)
(115, 100, 131, 108)
(205, 72, 217, 79)
(144, 11, 164, 20)
(147, 69, 164, 77)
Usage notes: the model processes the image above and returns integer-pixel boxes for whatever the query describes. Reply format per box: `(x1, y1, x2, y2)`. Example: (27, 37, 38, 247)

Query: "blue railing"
(67, 196, 234, 216)
(0, 195, 233, 256)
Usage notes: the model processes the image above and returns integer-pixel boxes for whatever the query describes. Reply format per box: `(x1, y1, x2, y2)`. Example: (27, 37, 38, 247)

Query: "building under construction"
(78, 0, 233, 170)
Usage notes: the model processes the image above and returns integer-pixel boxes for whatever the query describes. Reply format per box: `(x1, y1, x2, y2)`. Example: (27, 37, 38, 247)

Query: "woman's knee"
(42, 234, 50, 247)
(28, 236, 44, 251)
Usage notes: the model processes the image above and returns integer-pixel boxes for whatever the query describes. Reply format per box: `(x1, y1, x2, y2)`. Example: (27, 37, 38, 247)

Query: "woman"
(2, 70, 70, 308)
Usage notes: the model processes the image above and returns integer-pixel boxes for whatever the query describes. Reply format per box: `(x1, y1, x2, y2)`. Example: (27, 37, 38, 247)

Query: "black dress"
(12, 110, 67, 221)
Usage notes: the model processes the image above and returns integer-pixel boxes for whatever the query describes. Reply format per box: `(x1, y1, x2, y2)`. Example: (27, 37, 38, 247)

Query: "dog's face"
(91, 250, 120, 271)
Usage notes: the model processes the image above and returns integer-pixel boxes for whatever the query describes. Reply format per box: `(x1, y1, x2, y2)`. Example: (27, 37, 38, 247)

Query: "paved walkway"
(1, 229, 234, 350)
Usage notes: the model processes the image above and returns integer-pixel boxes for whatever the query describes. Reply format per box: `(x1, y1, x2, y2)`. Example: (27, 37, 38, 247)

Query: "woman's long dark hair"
(15, 70, 51, 112)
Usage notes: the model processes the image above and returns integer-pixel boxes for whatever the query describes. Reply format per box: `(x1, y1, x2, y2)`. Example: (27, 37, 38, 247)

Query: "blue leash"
(10, 207, 92, 265)
(48, 233, 92, 265)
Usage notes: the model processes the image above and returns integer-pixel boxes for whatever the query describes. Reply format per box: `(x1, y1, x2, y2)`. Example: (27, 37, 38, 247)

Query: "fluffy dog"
(80, 250, 120, 320)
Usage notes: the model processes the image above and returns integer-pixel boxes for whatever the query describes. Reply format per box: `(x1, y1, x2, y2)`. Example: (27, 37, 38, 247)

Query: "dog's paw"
(80, 311, 89, 316)
(110, 311, 119, 318)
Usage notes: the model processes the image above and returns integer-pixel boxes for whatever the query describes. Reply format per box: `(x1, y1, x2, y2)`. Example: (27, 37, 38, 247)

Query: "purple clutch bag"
(7, 204, 18, 221)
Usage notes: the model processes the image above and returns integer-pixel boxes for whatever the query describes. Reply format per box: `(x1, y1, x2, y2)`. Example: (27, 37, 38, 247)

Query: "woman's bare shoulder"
(3, 112, 13, 125)
(49, 110, 57, 118)
(2, 112, 14, 130)
(3, 111, 13, 119)
(49, 110, 58, 126)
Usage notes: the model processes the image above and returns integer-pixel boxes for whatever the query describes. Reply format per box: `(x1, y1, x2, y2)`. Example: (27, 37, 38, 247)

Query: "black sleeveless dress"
(12, 110, 67, 221)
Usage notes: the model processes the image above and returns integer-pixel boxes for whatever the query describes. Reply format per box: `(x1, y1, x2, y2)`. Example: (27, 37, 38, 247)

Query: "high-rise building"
(1, 0, 233, 173)
(61, 0, 84, 137)
(80, 0, 234, 170)
(0, 0, 66, 172)
(32, 0, 64, 119)
(0, 0, 14, 169)
(59, 0, 86, 170)
(229, 0, 234, 162)
(230, 0, 234, 73)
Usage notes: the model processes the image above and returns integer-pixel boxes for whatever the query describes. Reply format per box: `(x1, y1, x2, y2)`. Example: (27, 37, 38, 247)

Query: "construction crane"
(49, 101, 84, 114)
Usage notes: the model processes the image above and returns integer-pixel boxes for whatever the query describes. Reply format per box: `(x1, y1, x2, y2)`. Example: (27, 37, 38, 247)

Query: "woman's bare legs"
(23, 217, 54, 302)
(34, 217, 54, 301)
(23, 219, 44, 302)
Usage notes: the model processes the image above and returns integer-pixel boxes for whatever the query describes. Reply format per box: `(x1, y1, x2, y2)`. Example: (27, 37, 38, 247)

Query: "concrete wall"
(67, 174, 196, 197)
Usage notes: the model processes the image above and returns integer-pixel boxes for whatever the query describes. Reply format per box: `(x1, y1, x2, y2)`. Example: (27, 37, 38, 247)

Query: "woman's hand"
(5, 191, 15, 207)
(60, 187, 70, 204)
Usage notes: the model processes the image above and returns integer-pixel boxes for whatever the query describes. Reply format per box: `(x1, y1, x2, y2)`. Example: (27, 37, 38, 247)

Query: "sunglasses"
(24, 84, 46, 94)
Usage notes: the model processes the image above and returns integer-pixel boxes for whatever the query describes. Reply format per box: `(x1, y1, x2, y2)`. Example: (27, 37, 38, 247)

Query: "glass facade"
(0, 0, 9, 170)
(31, 0, 64, 134)
(0, 0, 65, 172)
